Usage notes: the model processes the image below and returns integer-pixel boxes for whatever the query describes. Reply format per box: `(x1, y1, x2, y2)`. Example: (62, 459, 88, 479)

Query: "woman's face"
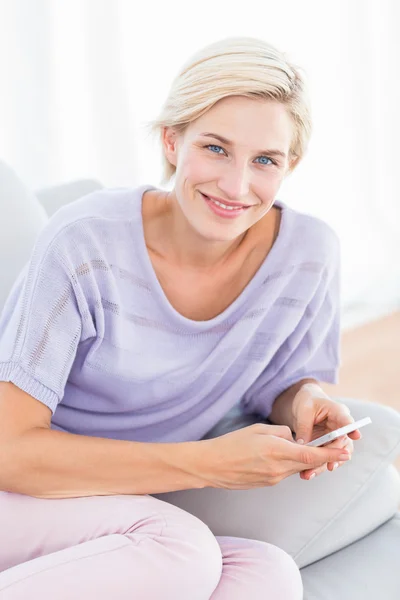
(163, 96, 296, 242)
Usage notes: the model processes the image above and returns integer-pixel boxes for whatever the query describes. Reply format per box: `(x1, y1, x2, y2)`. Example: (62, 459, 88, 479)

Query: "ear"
(286, 154, 301, 174)
(162, 126, 180, 168)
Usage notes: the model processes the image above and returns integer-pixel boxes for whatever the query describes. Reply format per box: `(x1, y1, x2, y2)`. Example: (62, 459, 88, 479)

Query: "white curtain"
(0, 0, 399, 322)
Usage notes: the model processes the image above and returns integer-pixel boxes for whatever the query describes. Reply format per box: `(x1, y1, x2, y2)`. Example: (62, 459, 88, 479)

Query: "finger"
(282, 436, 351, 470)
(304, 449, 351, 479)
(348, 429, 362, 440)
(328, 443, 353, 470)
(301, 463, 328, 480)
(329, 403, 357, 430)
(300, 470, 315, 480)
(256, 423, 295, 442)
(327, 461, 344, 471)
(327, 435, 353, 471)
(330, 403, 362, 439)
(328, 434, 348, 447)
(301, 445, 351, 470)
(337, 436, 354, 455)
(338, 403, 354, 420)
(340, 403, 353, 417)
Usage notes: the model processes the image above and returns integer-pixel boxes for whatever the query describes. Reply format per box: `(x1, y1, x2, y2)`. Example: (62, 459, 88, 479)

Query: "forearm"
(268, 378, 320, 430)
(0, 428, 208, 499)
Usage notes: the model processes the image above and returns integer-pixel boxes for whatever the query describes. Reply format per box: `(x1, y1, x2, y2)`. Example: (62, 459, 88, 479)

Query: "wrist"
(269, 392, 295, 430)
(269, 379, 319, 430)
(166, 441, 211, 490)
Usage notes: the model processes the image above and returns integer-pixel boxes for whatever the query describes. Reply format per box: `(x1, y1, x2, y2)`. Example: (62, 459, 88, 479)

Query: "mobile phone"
(306, 417, 372, 447)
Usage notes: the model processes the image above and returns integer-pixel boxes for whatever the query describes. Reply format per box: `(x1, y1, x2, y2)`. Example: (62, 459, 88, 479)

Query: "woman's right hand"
(196, 423, 351, 490)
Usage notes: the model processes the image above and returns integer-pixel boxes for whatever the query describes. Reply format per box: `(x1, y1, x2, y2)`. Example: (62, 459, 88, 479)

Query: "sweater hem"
(0, 361, 59, 413)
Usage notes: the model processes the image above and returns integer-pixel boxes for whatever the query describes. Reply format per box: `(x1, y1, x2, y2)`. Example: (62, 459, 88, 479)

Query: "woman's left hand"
(291, 383, 362, 480)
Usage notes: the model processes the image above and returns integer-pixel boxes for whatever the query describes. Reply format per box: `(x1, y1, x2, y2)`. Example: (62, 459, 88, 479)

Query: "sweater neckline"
(134, 184, 293, 329)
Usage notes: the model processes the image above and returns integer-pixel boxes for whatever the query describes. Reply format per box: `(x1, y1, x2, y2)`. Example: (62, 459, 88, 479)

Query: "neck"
(145, 189, 249, 272)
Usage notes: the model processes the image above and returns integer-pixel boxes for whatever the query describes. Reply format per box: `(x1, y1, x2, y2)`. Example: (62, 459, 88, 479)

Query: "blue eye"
(256, 156, 274, 165)
(204, 144, 276, 166)
(206, 144, 225, 155)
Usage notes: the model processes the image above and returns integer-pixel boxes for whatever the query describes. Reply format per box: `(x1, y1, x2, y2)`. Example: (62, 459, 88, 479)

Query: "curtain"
(0, 0, 399, 322)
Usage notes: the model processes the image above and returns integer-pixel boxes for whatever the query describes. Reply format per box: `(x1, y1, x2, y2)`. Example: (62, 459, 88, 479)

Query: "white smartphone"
(306, 417, 372, 447)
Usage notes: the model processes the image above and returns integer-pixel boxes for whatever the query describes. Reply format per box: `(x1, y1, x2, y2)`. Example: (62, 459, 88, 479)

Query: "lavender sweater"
(0, 185, 341, 443)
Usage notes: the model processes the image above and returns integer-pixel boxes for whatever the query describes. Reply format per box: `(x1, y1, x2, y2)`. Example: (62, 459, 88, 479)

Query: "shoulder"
(23, 185, 150, 280)
(281, 201, 340, 269)
(34, 186, 146, 253)
(45, 186, 142, 234)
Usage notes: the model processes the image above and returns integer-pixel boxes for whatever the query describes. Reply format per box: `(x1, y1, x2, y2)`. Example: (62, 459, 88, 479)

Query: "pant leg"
(0, 491, 304, 599)
(212, 536, 303, 600)
(0, 491, 223, 599)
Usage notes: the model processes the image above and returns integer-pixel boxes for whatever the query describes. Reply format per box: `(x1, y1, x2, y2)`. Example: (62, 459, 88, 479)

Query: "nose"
(217, 163, 251, 201)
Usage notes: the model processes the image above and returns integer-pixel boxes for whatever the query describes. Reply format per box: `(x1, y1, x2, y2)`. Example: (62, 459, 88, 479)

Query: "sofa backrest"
(36, 179, 103, 218)
(0, 160, 102, 313)
(0, 161, 49, 312)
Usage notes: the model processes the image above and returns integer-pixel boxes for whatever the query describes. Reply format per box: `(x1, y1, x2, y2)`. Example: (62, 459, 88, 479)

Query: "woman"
(0, 37, 360, 599)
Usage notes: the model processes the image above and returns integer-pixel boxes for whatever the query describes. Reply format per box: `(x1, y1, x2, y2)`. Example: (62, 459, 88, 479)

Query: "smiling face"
(162, 95, 296, 242)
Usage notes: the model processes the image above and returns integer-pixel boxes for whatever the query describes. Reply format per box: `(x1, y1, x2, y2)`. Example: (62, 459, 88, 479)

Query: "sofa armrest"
(292, 396, 400, 566)
(153, 396, 400, 569)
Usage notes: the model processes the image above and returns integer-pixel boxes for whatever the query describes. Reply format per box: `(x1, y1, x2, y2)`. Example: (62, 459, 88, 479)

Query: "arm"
(0, 383, 207, 499)
(244, 231, 342, 428)
(0, 216, 209, 498)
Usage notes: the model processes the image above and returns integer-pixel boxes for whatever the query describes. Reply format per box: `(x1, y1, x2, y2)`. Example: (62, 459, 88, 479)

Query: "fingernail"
(333, 462, 339, 469)
(309, 472, 316, 479)
(340, 453, 350, 460)
(297, 439, 305, 444)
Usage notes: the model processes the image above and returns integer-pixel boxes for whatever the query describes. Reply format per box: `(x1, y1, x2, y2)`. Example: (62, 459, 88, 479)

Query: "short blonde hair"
(148, 36, 312, 184)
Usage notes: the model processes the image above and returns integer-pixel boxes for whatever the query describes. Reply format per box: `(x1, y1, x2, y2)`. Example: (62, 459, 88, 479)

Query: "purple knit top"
(0, 185, 341, 442)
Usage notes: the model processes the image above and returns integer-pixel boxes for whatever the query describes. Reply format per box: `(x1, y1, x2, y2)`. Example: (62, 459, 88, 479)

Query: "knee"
(249, 541, 303, 600)
(156, 500, 223, 596)
(271, 544, 303, 599)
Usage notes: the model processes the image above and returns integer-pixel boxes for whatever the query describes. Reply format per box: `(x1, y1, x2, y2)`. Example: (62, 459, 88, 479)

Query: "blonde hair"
(148, 36, 312, 184)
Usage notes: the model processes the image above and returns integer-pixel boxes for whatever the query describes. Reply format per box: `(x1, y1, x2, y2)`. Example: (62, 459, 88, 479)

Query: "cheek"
(261, 169, 284, 187)
(254, 174, 282, 204)
(180, 151, 221, 182)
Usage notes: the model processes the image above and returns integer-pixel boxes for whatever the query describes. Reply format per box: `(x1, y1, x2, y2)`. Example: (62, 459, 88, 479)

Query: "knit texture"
(0, 185, 341, 442)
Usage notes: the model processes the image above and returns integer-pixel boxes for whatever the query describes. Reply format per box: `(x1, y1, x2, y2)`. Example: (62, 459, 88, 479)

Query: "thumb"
(294, 401, 315, 445)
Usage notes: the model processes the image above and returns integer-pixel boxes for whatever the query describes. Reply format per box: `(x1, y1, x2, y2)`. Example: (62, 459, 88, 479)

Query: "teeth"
(209, 197, 243, 210)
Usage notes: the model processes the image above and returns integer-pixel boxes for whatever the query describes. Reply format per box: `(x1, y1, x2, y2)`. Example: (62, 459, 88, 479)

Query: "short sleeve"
(0, 228, 85, 413)
(241, 235, 342, 418)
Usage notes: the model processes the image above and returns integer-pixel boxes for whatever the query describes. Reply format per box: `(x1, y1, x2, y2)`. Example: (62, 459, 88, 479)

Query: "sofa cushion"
(301, 513, 400, 599)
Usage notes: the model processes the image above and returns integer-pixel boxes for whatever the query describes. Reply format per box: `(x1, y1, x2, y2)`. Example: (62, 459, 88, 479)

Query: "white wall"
(0, 0, 399, 323)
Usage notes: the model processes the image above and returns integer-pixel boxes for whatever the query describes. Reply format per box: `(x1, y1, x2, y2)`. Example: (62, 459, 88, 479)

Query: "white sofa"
(0, 160, 400, 599)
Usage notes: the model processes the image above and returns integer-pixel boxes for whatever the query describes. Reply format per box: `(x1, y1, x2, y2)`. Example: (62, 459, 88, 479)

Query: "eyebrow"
(200, 132, 287, 159)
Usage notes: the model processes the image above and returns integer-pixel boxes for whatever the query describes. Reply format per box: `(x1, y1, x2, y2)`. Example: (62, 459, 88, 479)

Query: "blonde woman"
(0, 37, 360, 599)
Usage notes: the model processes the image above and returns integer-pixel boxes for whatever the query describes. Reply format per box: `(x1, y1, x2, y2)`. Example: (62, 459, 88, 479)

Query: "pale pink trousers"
(0, 490, 302, 599)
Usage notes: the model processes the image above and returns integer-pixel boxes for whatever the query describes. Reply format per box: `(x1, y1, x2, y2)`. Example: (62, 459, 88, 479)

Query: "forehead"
(189, 96, 293, 148)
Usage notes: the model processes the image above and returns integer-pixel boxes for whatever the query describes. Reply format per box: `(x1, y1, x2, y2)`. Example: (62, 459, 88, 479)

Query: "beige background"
(320, 311, 400, 472)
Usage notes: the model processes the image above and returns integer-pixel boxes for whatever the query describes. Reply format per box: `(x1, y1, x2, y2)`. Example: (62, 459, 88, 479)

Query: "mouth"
(200, 192, 251, 219)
